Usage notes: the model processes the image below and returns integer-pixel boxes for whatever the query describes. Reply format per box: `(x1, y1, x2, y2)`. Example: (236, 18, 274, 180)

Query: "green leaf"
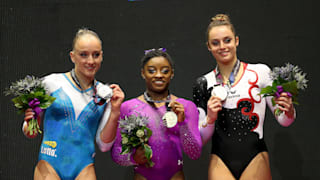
(120, 147, 130, 155)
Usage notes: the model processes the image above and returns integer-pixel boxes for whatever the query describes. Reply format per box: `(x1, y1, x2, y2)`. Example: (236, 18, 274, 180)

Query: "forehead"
(145, 56, 171, 68)
(208, 25, 234, 39)
(74, 34, 102, 50)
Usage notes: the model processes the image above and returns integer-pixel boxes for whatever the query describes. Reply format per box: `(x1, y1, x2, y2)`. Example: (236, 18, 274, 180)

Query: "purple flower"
(286, 92, 292, 97)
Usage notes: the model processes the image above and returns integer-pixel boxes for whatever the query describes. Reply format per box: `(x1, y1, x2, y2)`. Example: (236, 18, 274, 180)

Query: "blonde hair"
(206, 14, 236, 40)
(72, 28, 102, 50)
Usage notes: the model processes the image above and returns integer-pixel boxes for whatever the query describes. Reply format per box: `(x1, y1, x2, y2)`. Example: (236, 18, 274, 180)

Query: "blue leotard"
(37, 73, 111, 179)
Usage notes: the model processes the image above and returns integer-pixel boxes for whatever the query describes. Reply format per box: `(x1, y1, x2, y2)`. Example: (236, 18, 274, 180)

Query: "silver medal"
(162, 111, 178, 128)
(96, 83, 113, 102)
(211, 85, 228, 101)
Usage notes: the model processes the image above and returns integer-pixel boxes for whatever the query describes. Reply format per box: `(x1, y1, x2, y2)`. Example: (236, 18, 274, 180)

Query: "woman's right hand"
(206, 96, 223, 124)
(24, 108, 34, 122)
(23, 108, 39, 138)
(133, 146, 148, 165)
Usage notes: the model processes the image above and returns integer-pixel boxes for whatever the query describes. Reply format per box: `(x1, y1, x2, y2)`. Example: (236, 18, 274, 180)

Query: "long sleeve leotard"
(111, 98, 202, 180)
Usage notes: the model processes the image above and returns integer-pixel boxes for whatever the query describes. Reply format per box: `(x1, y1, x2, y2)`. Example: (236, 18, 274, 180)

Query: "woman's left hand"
(274, 92, 295, 118)
(169, 101, 185, 123)
(109, 84, 125, 111)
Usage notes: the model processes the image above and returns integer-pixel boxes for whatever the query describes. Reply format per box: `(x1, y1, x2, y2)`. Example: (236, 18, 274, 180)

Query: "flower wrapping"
(4, 75, 56, 137)
(119, 114, 154, 167)
(260, 63, 308, 116)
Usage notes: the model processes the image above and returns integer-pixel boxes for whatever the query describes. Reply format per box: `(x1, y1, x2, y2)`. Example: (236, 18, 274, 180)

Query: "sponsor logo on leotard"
(44, 141, 57, 148)
(227, 94, 240, 99)
(41, 141, 58, 157)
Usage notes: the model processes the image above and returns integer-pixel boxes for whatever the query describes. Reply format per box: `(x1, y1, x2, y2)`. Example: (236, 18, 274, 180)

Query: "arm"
(110, 102, 137, 166)
(96, 84, 124, 152)
(261, 65, 296, 127)
(193, 77, 219, 145)
(177, 100, 202, 160)
(266, 94, 296, 127)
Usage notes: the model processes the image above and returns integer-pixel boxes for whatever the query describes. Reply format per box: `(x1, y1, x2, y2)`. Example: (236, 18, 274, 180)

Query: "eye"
(161, 68, 170, 74)
(224, 37, 232, 43)
(79, 52, 88, 58)
(93, 52, 101, 58)
(147, 68, 156, 74)
(210, 40, 219, 46)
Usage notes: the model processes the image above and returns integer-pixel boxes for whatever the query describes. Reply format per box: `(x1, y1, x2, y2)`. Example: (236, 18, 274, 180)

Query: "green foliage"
(119, 115, 154, 167)
(5, 75, 56, 136)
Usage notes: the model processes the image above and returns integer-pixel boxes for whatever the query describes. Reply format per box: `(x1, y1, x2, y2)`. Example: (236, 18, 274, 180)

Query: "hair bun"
(211, 14, 230, 22)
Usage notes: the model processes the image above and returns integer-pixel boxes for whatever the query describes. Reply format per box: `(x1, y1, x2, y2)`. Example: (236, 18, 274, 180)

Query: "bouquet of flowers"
(260, 63, 308, 116)
(4, 75, 56, 137)
(119, 114, 154, 167)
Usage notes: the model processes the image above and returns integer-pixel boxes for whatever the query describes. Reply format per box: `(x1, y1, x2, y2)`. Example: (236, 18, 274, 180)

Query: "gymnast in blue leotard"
(23, 28, 124, 180)
(193, 14, 296, 180)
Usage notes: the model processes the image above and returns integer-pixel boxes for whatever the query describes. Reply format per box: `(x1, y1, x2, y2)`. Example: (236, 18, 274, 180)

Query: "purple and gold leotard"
(111, 98, 202, 180)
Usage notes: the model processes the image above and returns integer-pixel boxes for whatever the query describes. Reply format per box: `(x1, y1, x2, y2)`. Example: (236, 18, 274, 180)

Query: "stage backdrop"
(1, 0, 319, 179)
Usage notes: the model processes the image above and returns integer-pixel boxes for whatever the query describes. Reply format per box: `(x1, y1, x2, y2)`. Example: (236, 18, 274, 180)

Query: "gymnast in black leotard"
(193, 14, 296, 180)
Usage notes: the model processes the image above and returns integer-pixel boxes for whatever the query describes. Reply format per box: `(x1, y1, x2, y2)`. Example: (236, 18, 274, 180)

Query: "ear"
(171, 69, 174, 79)
(235, 36, 239, 47)
(206, 42, 212, 51)
(70, 51, 75, 63)
(141, 69, 145, 79)
(101, 51, 103, 62)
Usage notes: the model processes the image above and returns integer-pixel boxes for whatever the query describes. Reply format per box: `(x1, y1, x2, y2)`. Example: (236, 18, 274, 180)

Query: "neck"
(217, 58, 237, 81)
(74, 69, 94, 90)
(146, 89, 169, 101)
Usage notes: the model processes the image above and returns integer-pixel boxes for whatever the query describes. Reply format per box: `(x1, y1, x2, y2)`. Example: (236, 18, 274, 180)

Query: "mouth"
(85, 66, 96, 71)
(153, 80, 166, 86)
(219, 51, 229, 57)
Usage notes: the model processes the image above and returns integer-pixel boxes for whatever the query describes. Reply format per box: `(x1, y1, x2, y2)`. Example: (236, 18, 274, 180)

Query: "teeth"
(154, 81, 164, 84)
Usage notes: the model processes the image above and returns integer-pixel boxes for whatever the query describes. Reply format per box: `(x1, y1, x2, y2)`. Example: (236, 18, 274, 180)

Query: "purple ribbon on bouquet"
(275, 86, 292, 98)
(28, 98, 43, 118)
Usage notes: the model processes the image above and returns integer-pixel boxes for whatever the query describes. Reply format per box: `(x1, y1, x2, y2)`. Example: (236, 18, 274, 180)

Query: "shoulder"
(121, 98, 140, 108)
(194, 71, 215, 89)
(176, 98, 197, 109)
(245, 63, 271, 76)
(246, 63, 271, 72)
(42, 73, 65, 84)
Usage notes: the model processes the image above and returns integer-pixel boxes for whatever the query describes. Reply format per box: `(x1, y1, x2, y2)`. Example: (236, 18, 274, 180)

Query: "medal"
(70, 69, 110, 105)
(143, 91, 178, 128)
(211, 85, 228, 101)
(96, 83, 113, 102)
(162, 111, 178, 128)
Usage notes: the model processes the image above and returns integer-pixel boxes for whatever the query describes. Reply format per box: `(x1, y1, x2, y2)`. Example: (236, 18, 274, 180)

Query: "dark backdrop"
(1, 0, 319, 179)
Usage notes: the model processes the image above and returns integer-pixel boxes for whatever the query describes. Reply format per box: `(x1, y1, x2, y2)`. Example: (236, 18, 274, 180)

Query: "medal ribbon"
(215, 59, 241, 87)
(143, 91, 171, 111)
(70, 69, 105, 105)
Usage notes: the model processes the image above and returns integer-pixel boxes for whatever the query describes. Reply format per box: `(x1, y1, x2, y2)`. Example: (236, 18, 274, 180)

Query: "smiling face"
(141, 56, 174, 94)
(70, 34, 103, 81)
(207, 25, 239, 65)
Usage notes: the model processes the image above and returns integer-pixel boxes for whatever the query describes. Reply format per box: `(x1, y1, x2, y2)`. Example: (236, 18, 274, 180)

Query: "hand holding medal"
(211, 84, 228, 101)
(163, 101, 185, 128)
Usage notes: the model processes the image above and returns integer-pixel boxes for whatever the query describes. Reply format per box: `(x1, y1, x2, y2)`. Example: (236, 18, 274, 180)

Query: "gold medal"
(162, 111, 178, 128)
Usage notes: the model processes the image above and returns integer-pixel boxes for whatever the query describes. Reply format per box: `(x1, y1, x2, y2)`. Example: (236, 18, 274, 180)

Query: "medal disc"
(211, 85, 228, 101)
(96, 84, 113, 100)
(162, 111, 178, 128)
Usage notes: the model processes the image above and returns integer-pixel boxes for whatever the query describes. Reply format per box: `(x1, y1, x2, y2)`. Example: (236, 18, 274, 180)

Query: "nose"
(219, 42, 226, 49)
(87, 55, 94, 64)
(155, 70, 163, 78)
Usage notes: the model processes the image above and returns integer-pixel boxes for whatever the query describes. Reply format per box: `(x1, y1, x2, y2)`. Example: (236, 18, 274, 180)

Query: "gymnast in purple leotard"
(111, 48, 202, 180)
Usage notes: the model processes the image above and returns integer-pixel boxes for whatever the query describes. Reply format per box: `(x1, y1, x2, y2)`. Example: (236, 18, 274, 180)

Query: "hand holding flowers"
(119, 114, 154, 167)
(4, 75, 56, 137)
(260, 63, 308, 116)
